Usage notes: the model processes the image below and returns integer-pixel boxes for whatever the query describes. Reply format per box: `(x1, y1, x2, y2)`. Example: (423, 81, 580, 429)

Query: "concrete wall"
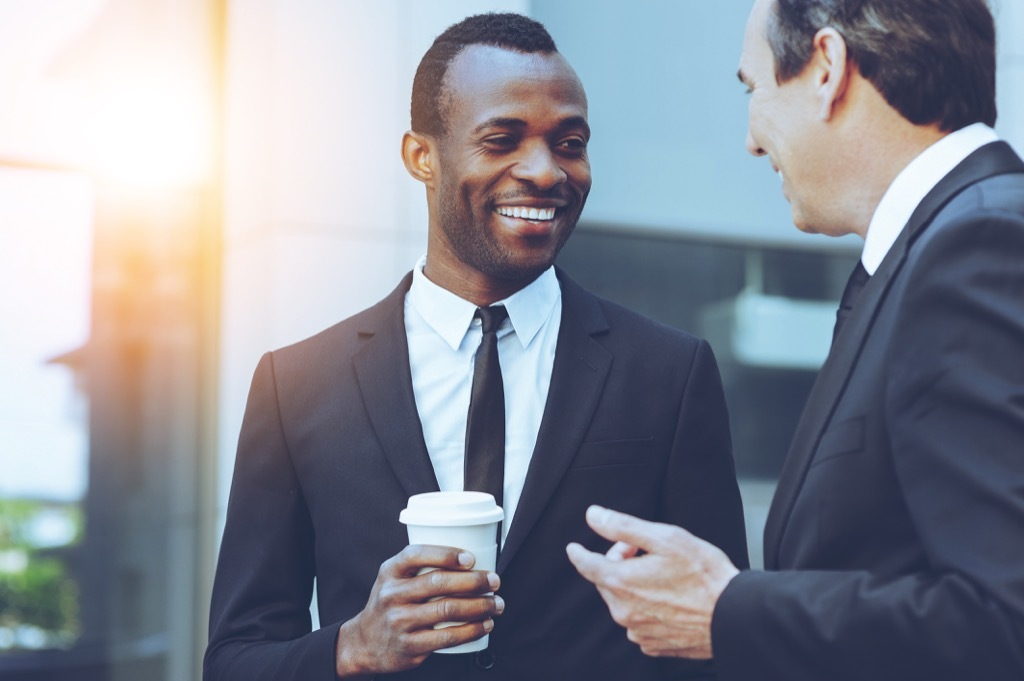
(536, 0, 1024, 249)
(534, 0, 819, 247)
(995, 0, 1024, 152)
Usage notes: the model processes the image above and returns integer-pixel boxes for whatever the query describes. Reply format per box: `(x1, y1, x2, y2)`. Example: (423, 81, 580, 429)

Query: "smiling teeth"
(496, 206, 556, 220)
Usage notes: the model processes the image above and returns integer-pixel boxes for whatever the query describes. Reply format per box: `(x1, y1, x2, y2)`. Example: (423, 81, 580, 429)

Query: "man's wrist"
(708, 566, 746, 660)
(335, 617, 373, 680)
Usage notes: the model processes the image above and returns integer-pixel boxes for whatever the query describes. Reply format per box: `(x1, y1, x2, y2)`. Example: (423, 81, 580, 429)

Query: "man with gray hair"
(569, 1, 1024, 679)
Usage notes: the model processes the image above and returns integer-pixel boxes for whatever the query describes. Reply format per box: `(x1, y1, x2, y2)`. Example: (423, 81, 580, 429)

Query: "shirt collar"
(407, 255, 560, 351)
(861, 122, 999, 275)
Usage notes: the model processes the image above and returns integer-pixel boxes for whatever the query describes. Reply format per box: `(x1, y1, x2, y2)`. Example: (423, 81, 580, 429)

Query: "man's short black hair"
(411, 12, 558, 138)
(768, 0, 996, 131)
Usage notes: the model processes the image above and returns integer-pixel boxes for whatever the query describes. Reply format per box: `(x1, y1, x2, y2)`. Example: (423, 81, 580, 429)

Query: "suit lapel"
(762, 244, 903, 567)
(763, 142, 1024, 568)
(352, 273, 440, 498)
(498, 271, 612, 572)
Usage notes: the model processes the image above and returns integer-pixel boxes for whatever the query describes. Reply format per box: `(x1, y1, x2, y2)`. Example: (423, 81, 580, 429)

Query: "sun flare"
(88, 79, 212, 191)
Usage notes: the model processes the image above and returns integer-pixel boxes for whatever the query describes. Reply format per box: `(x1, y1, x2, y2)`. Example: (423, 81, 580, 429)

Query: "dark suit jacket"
(205, 268, 748, 681)
(712, 142, 1024, 680)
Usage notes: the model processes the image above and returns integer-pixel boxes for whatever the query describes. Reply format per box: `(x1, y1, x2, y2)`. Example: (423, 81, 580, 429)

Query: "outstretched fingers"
(584, 506, 696, 556)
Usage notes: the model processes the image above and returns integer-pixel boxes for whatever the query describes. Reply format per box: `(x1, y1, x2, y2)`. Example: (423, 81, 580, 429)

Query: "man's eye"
(557, 137, 587, 154)
(483, 135, 516, 149)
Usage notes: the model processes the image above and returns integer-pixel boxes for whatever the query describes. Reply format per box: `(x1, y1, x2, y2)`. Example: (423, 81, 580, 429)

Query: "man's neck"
(841, 115, 947, 238)
(421, 258, 541, 308)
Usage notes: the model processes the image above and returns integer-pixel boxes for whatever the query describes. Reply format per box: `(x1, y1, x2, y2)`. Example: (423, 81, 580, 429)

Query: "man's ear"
(402, 130, 437, 186)
(810, 27, 851, 121)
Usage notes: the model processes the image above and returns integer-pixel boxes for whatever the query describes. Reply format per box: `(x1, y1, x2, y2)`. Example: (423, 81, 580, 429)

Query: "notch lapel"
(498, 272, 612, 572)
(352, 273, 440, 498)
(762, 249, 902, 567)
(763, 141, 1024, 568)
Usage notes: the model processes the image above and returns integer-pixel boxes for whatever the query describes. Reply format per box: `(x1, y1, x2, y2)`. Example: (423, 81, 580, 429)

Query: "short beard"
(437, 187, 578, 283)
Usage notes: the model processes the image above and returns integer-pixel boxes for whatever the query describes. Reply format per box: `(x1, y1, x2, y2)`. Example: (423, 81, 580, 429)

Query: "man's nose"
(745, 129, 766, 157)
(511, 144, 567, 190)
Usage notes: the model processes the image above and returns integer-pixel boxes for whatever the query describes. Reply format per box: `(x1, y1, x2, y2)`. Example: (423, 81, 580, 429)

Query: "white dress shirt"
(404, 256, 561, 545)
(861, 122, 999, 274)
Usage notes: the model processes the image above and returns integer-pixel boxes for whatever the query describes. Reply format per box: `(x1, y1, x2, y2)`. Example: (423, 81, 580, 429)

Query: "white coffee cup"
(399, 491, 504, 654)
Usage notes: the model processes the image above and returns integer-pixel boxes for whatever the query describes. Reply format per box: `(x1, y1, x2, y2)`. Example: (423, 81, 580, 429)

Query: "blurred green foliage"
(0, 498, 82, 649)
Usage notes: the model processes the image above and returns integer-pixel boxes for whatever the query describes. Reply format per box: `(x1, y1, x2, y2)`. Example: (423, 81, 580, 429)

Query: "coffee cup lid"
(400, 491, 504, 526)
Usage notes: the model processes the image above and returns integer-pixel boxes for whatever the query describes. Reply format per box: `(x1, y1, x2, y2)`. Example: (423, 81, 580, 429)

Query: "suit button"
(475, 649, 495, 669)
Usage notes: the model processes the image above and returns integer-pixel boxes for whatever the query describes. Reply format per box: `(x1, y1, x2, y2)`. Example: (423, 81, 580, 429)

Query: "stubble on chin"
(439, 204, 578, 282)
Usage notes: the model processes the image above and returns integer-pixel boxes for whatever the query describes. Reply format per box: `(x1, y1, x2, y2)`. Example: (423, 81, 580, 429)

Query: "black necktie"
(464, 306, 509, 508)
(833, 261, 870, 343)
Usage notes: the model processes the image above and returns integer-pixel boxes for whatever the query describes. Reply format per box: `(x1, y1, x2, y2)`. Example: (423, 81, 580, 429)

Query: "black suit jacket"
(205, 268, 748, 680)
(712, 142, 1024, 680)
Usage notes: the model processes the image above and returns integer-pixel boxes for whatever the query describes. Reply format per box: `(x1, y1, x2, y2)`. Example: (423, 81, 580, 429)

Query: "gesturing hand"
(566, 505, 739, 659)
(335, 545, 504, 679)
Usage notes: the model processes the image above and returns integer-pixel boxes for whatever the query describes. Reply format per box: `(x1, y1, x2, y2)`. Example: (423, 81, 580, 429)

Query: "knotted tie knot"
(476, 305, 508, 335)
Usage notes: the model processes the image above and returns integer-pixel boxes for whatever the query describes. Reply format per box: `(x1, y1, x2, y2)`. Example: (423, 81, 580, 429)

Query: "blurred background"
(1, 1, 1021, 679)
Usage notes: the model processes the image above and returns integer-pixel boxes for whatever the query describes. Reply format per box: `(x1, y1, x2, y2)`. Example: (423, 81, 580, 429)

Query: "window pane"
(558, 224, 859, 568)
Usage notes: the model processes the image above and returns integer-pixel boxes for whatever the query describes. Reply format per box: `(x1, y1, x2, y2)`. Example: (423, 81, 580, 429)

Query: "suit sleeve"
(710, 209, 1024, 680)
(204, 353, 341, 681)
(659, 339, 750, 680)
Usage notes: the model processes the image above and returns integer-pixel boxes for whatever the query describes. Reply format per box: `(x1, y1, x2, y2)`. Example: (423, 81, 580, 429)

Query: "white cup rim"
(399, 491, 504, 526)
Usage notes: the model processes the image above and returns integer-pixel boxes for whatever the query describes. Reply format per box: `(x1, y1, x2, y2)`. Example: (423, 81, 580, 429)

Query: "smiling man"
(568, 1, 1024, 680)
(204, 12, 747, 681)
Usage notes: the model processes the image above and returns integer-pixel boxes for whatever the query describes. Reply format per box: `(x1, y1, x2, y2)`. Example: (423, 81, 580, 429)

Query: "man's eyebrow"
(473, 117, 527, 134)
(558, 115, 591, 139)
(472, 115, 591, 139)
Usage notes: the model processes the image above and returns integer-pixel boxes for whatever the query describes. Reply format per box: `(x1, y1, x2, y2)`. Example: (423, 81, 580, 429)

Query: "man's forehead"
(739, 0, 774, 79)
(744, 0, 773, 48)
(445, 44, 583, 99)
